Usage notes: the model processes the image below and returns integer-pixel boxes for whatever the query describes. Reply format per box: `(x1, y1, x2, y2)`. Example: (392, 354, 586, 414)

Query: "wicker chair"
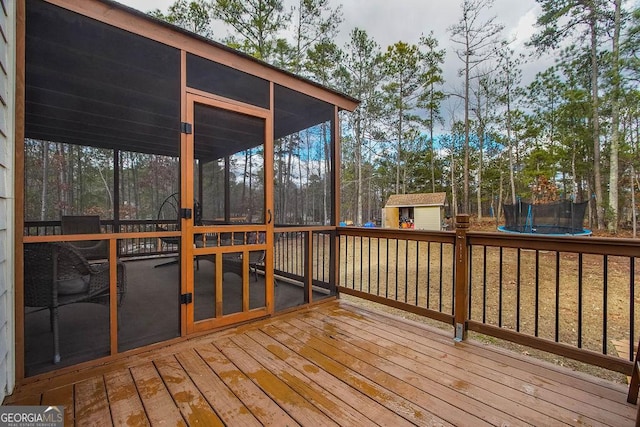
(61, 215, 109, 260)
(23, 242, 126, 364)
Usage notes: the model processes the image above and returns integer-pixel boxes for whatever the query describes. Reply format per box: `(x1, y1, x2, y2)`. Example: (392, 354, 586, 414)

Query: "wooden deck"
(4, 300, 637, 426)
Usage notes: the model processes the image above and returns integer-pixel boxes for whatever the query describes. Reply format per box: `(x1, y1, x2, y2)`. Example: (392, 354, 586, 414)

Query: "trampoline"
(499, 200, 592, 236)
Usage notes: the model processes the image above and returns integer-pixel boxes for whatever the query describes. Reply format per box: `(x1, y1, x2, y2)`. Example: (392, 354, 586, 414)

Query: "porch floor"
(4, 300, 637, 426)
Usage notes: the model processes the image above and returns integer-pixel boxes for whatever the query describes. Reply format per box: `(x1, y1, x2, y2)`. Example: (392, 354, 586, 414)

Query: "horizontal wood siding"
(0, 0, 13, 403)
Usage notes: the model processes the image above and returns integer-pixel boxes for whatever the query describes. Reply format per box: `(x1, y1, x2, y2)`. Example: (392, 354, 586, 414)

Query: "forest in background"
(34, 0, 639, 234)
(150, 0, 640, 233)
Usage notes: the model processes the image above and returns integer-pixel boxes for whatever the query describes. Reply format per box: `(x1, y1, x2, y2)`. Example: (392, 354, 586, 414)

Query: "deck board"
(74, 376, 111, 426)
(194, 343, 298, 426)
(153, 355, 224, 426)
(322, 305, 633, 425)
(300, 308, 618, 426)
(175, 349, 261, 427)
(41, 385, 74, 426)
(214, 337, 339, 426)
(231, 332, 371, 426)
(283, 316, 510, 426)
(103, 370, 148, 427)
(129, 362, 186, 426)
(245, 328, 415, 427)
(261, 320, 462, 426)
(4, 300, 637, 426)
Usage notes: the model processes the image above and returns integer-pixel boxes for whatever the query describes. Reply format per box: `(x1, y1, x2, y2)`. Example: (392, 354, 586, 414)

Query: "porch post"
(330, 106, 340, 294)
(454, 214, 470, 341)
(113, 149, 120, 233)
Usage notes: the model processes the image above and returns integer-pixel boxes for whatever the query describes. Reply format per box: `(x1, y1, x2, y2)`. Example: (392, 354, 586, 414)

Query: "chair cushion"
(57, 275, 90, 295)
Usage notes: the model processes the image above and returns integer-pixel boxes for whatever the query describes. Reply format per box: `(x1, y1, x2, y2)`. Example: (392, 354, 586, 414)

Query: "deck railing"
(24, 216, 640, 374)
(274, 226, 335, 295)
(336, 215, 640, 376)
(25, 219, 184, 257)
(338, 227, 456, 325)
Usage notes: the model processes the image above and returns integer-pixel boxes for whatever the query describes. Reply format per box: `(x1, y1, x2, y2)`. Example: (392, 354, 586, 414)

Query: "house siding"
(0, 0, 15, 403)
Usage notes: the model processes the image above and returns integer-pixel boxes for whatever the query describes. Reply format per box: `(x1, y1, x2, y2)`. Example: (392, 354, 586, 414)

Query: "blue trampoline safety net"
(502, 200, 589, 234)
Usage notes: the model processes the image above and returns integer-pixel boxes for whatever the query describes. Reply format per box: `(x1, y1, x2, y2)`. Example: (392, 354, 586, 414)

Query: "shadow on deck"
(5, 300, 636, 425)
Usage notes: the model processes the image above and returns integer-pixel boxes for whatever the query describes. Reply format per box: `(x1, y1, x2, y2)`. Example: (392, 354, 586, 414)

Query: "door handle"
(267, 209, 273, 224)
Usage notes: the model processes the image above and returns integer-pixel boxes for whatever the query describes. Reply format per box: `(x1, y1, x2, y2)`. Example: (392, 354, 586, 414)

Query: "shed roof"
(385, 193, 447, 207)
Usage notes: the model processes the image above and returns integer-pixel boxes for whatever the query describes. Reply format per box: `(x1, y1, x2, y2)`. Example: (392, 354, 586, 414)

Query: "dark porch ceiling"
(24, 0, 335, 161)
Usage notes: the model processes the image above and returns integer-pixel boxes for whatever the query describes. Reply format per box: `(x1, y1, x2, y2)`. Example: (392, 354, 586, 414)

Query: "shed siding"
(414, 206, 441, 230)
(0, 0, 15, 403)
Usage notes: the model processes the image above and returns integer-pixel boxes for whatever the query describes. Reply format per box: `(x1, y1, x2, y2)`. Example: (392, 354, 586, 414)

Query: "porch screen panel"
(23, 0, 182, 375)
(194, 104, 265, 225)
(273, 84, 334, 226)
(273, 85, 336, 310)
(23, 242, 115, 376)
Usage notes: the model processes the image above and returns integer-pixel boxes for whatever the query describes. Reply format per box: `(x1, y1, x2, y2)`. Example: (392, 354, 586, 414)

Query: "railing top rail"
(23, 231, 181, 243)
(467, 231, 640, 257)
(337, 226, 456, 244)
(274, 225, 335, 233)
(24, 219, 166, 224)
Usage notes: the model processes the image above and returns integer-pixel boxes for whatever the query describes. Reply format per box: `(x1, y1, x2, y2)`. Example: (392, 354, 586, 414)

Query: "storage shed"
(383, 193, 447, 230)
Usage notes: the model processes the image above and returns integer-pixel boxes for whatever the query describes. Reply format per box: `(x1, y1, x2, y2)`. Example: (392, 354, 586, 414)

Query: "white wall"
(0, 0, 15, 403)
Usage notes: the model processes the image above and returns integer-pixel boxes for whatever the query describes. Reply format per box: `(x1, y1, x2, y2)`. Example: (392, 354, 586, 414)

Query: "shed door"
(414, 207, 440, 230)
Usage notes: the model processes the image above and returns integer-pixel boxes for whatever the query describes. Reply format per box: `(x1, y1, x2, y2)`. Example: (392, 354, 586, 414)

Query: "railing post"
(454, 214, 470, 342)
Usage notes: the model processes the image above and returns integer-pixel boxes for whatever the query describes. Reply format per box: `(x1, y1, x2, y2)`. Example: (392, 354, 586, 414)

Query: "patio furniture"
(247, 231, 266, 281)
(247, 250, 266, 281)
(23, 242, 126, 364)
(61, 215, 109, 260)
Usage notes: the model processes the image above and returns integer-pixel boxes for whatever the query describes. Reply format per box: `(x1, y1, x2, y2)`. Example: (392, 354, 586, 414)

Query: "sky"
(116, 0, 555, 123)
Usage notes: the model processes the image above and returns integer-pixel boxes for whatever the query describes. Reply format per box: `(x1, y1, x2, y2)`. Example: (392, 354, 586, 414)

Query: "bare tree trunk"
(463, 54, 470, 213)
(75, 145, 81, 212)
(590, 17, 605, 229)
(298, 141, 304, 223)
(607, 0, 622, 233)
(632, 164, 637, 238)
(242, 150, 249, 213)
(286, 137, 293, 222)
(477, 131, 483, 220)
(56, 143, 68, 217)
(40, 142, 49, 222)
(248, 151, 253, 221)
(132, 153, 140, 218)
(451, 149, 457, 217)
(571, 139, 578, 202)
(396, 109, 403, 195)
(98, 167, 113, 210)
(402, 164, 407, 195)
(430, 104, 436, 193)
(498, 170, 504, 224)
(506, 85, 516, 205)
(323, 123, 329, 225)
(356, 134, 363, 226)
(507, 142, 516, 205)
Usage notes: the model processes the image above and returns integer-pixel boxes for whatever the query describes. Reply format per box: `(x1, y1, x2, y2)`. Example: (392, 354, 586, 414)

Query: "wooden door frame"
(182, 92, 274, 334)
